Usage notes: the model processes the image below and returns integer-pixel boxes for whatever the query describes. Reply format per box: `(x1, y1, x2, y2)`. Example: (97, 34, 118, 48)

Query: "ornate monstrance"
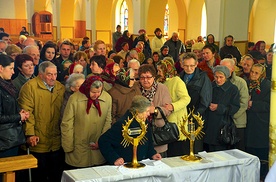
(121, 114, 148, 168)
(180, 109, 204, 161)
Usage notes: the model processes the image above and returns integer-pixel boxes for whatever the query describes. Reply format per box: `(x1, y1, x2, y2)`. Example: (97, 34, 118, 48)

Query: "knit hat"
(213, 65, 230, 78)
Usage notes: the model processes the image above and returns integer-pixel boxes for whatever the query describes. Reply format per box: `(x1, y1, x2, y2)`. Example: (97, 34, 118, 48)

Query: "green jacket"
(18, 76, 65, 153)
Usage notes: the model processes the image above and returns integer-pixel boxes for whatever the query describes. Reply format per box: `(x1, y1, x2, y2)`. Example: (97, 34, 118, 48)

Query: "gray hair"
(23, 45, 39, 54)
(65, 73, 85, 92)
(220, 58, 235, 67)
(38, 61, 56, 74)
(90, 80, 103, 89)
(129, 95, 151, 114)
(127, 58, 140, 68)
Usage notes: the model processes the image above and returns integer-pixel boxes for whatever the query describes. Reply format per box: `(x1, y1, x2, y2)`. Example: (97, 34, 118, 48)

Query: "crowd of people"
(0, 26, 273, 181)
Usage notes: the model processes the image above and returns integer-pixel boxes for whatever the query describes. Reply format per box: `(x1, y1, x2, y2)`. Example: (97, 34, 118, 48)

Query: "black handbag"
(151, 107, 179, 146)
(0, 122, 26, 151)
(218, 114, 240, 145)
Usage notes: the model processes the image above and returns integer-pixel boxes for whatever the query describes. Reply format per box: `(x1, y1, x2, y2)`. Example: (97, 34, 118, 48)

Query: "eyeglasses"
(182, 65, 196, 68)
(140, 76, 153, 80)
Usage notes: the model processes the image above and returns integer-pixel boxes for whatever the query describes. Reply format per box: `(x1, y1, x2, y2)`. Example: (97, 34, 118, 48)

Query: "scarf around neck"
(0, 78, 17, 98)
(140, 81, 158, 102)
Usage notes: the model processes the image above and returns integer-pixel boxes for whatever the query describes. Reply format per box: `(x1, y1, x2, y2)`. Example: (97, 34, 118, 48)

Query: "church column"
(269, 48, 276, 167)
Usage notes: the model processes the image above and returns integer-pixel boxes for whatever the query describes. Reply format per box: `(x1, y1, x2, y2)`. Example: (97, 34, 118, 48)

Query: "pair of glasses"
(140, 76, 153, 80)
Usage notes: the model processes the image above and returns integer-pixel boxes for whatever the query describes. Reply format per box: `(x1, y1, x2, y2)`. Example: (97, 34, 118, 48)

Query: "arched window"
(201, 3, 207, 40)
(120, 1, 128, 31)
(164, 4, 169, 37)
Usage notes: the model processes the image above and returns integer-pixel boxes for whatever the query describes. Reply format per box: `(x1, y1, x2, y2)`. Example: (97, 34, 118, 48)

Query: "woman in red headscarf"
(61, 75, 112, 169)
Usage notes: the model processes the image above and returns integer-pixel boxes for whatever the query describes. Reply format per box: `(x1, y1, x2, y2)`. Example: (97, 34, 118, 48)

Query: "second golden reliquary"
(180, 109, 204, 161)
(121, 113, 148, 168)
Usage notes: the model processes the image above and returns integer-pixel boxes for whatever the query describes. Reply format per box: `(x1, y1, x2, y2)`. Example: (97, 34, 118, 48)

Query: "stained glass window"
(164, 4, 169, 36)
(120, 1, 128, 31)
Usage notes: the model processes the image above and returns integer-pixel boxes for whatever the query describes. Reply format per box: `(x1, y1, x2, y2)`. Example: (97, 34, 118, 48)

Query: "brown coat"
(108, 82, 141, 124)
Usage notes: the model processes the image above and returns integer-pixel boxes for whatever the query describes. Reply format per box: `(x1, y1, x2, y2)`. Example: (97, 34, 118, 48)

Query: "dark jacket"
(164, 39, 185, 62)
(0, 85, 24, 151)
(246, 79, 271, 148)
(98, 110, 157, 165)
(179, 68, 212, 117)
(204, 80, 240, 145)
(219, 45, 242, 63)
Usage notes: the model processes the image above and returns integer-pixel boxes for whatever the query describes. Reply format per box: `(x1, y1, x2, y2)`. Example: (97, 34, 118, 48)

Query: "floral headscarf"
(79, 76, 103, 115)
(157, 58, 176, 83)
(249, 64, 266, 95)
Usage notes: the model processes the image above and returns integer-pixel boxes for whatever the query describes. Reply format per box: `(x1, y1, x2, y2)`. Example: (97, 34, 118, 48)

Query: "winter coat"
(61, 91, 112, 167)
(18, 76, 65, 153)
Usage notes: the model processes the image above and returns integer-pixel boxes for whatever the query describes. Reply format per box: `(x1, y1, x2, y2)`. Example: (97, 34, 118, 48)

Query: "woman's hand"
(164, 103, 174, 112)
(114, 157, 124, 166)
(19, 110, 29, 122)
(152, 153, 162, 160)
(89, 142, 99, 150)
(209, 103, 218, 111)
(248, 100, 252, 110)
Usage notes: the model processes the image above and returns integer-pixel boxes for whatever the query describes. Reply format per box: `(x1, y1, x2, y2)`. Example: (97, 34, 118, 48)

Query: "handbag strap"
(155, 106, 169, 124)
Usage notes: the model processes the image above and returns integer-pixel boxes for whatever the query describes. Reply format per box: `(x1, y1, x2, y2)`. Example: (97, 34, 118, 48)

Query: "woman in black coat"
(204, 65, 240, 152)
(98, 95, 161, 166)
(0, 54, 29, 158)
(245, 63, 271, 180)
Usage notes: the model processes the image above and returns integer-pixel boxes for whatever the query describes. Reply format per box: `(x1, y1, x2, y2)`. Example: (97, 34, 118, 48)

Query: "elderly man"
(240, 55, 255, 81)
(179, 52, 212, 153)
(220, 58, 249, 151)
(23, 45, 40, 76)
(18, 61, 65, 182)
(128, 59, 140, 80)
(164, 31, 185, 62)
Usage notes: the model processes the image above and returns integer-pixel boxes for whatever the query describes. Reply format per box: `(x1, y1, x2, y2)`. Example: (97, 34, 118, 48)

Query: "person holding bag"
(0, 54, 29, 158)
(137, 64, 172, 157)
(156, 57, 191, 157)
(204, 65, 240, 152)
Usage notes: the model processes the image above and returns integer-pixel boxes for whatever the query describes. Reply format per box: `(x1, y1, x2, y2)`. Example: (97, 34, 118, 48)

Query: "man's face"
(39, 67, 57, 87)
(128, 62, 139, 79)
(28, 48, 40, 65)
(172, 33, 179, 41)
(181, 58, 197, 75)
(2, 36, 11, 44)
(0, 42, 6, 53)
(60, 44, 71, 59)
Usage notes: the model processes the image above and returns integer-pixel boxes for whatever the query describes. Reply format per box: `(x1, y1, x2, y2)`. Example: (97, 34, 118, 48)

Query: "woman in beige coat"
(61, 75, 112, 169)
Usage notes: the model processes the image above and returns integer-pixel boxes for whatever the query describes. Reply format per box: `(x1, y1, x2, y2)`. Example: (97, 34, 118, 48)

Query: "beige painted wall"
(250, 0, 276, 46)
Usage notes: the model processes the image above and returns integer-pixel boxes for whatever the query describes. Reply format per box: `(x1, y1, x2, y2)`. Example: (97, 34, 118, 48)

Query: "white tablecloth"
(61, 149, 260, 182)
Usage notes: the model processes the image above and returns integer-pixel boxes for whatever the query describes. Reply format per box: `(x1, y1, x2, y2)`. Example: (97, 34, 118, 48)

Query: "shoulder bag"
(218, 114, 240, 145)
(151, 107, 179, 146)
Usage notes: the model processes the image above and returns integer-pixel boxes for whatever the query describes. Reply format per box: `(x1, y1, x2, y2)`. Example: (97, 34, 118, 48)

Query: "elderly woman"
(61, 75, 112, 169)
(156, 57, 191, 157)
(245, 63, 271, 180)
(12, 54, 35, 91)
(0, 54, 29, 158)
(98, 95, 161, 166)
(60, 73, 85, 119)
(108, 68, 141, 124)
(204, 65, 240, 152)
(138, 64, 172, 156)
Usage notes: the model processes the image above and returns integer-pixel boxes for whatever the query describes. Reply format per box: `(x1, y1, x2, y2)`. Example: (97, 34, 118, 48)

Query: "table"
(61, 149, 260, 182)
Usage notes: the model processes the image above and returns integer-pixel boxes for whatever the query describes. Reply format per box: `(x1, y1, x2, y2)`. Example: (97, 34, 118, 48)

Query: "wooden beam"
(0, 155, 37, 173)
